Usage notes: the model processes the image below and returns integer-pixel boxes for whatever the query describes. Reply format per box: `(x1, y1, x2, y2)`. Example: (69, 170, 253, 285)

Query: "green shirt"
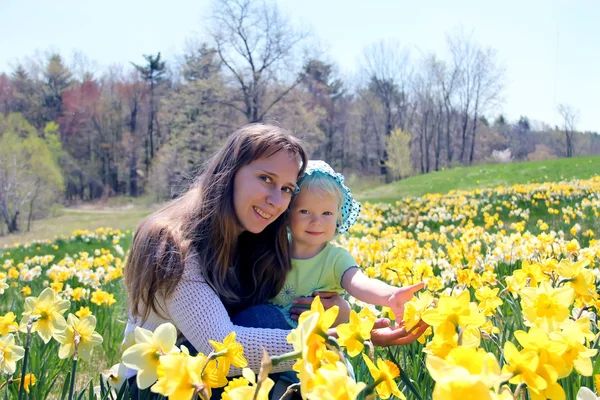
(269, 244, 358, 327)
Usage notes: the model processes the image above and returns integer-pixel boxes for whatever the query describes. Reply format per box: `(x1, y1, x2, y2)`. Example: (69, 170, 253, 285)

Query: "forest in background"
(1, 0, 599, 234)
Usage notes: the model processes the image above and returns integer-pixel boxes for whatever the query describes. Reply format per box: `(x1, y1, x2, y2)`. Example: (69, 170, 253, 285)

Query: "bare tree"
(413, 55, 441, 173)
(557, 104, 578, 158)
(208, 0, 308, 123)
(449, 30, 504, 164)
(362, 40, 411, 178)
(435, 50, 461, 165)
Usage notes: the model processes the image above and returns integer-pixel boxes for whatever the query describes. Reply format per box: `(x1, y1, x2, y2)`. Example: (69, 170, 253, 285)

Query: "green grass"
(3, 156, 600, 247)
(0, 206, 152, 248)
(356, 155, 600, 202)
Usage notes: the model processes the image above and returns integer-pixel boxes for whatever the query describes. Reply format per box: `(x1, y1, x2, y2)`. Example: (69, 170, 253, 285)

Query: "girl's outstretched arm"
(341, 267, 424, 320)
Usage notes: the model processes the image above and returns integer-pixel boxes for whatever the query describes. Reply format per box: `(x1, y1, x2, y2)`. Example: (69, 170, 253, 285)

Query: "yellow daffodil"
(150, 346, 218, 400)
(20, 287, 70, 343)
(337, 309, 374, 357)
(501, 342, 547, 395)
(520, 281, 574, 332)
(75, 306, 92, 318)
(308, 361, 367, 400)
(0, 312, 18, 335)
(53, 313, 103, 360)
(362, 354, 405, 399)
(557, 259, 597, 301)
(221, 377, 251, 400)
(403, 291, 434, 331)
(298, 296, 339, 337)
(209, 331, 248, 371)
(14, 374, 36, 393)
(513, 260, 549, 287)
(90, 289, 116, 307)
(549, 328, 598, 377)
(225, 367, 274, 400)
(475, 286, 503, 316)
(0, 334, 25, 374)
(121, 323, 180, 389)
(426, 356, 493, 400)
(426, 346, 510, 400)
(421, 290, 486, 335)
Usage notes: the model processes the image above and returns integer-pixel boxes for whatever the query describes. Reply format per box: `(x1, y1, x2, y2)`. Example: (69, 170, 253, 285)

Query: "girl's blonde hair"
(125, 124, 308, 321)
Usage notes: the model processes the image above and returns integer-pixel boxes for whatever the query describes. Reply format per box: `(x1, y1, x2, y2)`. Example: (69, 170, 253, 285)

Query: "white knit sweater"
(123, 253, 294, 378)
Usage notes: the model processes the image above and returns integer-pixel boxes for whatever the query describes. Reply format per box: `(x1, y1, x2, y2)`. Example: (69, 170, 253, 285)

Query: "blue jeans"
(232, 304, 299, 387)
(231, 303, 292, 330)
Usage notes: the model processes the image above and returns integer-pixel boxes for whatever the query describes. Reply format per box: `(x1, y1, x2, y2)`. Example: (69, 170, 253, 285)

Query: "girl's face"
(233, 150, 301, 234)
(288, 187, 339, 248)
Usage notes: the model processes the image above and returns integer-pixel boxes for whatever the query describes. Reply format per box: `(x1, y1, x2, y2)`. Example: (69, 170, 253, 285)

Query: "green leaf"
(61, 371, 71, 400)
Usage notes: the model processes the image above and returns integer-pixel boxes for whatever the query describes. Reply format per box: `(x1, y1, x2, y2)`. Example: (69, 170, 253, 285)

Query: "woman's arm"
(341, 267, 425, 320)
(166, 276, 294, 377)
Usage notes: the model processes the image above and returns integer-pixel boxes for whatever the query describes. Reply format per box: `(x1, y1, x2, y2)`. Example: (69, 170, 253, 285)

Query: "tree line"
(1, 0, 598, 234)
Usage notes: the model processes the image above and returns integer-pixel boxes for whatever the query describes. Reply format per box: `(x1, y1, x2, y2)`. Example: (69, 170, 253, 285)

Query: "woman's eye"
(282, 186, 294, 194)
(260, 175, 272, 184)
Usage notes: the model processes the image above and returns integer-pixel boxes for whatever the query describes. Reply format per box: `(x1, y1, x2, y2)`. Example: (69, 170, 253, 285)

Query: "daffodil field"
(2, 176, 600, 399)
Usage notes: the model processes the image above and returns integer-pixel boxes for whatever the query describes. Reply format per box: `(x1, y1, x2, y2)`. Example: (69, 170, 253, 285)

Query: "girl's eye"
(323, 211, 333, 216)
(300, 210, 310, 214)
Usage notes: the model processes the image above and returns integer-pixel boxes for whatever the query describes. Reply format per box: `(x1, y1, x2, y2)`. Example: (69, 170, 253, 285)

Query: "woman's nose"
(267, 189, 286, 209)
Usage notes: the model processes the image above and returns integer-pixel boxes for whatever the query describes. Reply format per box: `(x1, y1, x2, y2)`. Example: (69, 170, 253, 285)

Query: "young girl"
(233, 160, 424, 329)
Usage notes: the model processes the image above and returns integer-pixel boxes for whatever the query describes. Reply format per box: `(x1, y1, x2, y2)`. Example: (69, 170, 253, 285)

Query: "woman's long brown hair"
(125, 124, 308, 322)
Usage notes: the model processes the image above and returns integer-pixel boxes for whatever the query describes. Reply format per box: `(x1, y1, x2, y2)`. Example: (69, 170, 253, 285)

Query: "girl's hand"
(289, 291, 351, 325)
(388, 282, 425, 322)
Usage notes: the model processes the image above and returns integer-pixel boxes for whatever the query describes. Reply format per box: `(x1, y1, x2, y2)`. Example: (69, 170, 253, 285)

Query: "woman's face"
(233, 150, 301, 234)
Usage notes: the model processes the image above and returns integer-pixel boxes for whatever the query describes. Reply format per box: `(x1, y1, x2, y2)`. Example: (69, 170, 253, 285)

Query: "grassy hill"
(2, 156, 600, 247)
(356, 155, 600, 203)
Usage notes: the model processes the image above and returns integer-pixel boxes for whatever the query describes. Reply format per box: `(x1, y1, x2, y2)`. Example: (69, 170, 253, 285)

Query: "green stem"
(17, 322, 33, 400)
(67, 358, 78, 400)
(361, 377, 385, 397)
(4, 374, 10, 400)
(199, 349, 228, 379)
(269, 350, 301, 366)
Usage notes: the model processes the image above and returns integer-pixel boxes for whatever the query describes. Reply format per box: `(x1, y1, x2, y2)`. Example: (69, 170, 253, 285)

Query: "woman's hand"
(369, 318, 429, 346)
(289, 291, 351, 326)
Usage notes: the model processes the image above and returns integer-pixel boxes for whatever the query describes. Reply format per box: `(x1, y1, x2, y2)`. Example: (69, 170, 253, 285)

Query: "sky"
(1, 0, 599, 131)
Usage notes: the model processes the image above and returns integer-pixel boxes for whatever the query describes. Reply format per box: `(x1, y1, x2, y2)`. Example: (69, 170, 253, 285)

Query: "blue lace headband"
(298, 160, 361, 234)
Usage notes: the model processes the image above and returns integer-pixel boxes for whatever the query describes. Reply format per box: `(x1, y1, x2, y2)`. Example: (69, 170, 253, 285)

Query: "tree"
(43, 54, 72, 126)
(413, 55, 443, 174)
(156, 44, 231, 198)
(132, 53, 167, 175)
(0, 113, 64, 233)
(302, 59, 348, 167)
(208, 0, 308, 123)
(385, 129, 412, 180)
(557, 104, 578, 158)
(362, 40, 411, 177)
(118, 71, 147, 197)
(448, 31, 504, 165)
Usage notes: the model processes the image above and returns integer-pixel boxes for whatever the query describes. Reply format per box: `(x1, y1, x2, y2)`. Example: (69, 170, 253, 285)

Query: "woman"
(123, 124, 427, 394)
